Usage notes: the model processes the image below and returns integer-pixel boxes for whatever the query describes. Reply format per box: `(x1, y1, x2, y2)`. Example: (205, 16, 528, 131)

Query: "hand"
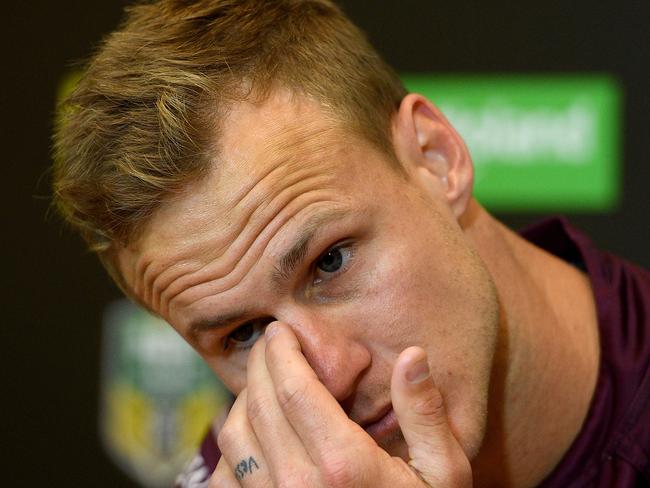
(209, 322, 472, 487)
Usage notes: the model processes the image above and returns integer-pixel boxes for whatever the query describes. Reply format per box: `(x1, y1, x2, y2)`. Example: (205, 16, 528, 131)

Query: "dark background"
(3, 1, 648, 485)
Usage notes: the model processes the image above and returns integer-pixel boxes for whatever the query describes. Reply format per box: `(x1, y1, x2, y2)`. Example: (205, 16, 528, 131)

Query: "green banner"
(402, 75, 621, 211)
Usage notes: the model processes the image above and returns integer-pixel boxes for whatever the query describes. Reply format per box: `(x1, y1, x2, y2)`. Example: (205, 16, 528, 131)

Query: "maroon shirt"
(527, 219, 650, 487)
(176, 218, 650, 487)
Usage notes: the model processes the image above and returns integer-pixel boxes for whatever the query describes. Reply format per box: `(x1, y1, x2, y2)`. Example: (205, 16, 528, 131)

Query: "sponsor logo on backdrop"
(100, 300, 232, 487)
(402, 75, 621, 210)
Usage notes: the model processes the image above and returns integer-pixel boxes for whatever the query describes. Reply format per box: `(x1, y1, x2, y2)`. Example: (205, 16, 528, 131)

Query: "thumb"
(391, 346, 472, 487)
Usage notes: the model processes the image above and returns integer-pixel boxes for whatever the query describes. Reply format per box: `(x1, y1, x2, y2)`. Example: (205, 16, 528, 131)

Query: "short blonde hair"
(53, 0, 406, 274)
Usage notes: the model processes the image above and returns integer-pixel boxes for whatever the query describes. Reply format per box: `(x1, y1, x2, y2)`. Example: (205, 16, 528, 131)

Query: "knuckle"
(411, 389, 446, 420)
(216, 423, 237, 453)
(275, 375, 311, 415)
(319, 455, 358, 488)
(246, 393, 273, 424)
(275, 475, 310, 488)
(412, 452, 472, 488)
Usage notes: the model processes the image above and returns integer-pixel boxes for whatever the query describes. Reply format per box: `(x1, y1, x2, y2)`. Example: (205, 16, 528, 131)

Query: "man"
(52, 0, 649, 486)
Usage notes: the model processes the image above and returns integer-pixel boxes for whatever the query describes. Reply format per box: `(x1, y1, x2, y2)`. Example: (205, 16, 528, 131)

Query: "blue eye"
(314, 245, 353, 283)
(225, 319, 269, 351)
(317, 247, 345, 273)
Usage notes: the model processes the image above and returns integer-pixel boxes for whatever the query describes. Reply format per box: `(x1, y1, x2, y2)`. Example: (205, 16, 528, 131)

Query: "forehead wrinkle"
(227, 135, 339, 218)
(231, 156, 323, 215)
(263, 123, 342, 171)
(169, 188, 339, 311)
(169, 193, 343, 328)
(137, 167, 286, 313)
(272, 207, 350, 287)
(145, 168, 363, 320)
(131, 255, 153, 304)
(149, 259, 205, 315)
(123, 251, 164, 315)
(141, 259, 160, 311)
(219, 102, 351, 223)
(157, 168, 334, 313)
(237, 166, 332, 238)
(129, 237, 210, 316)
(217, 111, 337, 209)
(153, 119, 350, 321)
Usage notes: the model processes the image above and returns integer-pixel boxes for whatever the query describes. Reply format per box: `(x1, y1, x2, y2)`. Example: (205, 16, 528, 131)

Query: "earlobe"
(393, 94, 474, 219)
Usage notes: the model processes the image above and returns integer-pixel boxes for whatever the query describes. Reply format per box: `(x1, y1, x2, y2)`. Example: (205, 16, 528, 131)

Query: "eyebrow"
(188, 308, 253, 341)
(187, 207, 350, 339)
(271, 208, 350, 286)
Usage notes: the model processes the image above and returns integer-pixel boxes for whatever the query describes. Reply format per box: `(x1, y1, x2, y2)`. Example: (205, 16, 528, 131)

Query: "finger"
(264, 322, 365, 463)
(246, 335, 314, 480)
(391, 346, 472, 487)
(208, 456, 241, 488)
(216, 390, 269, 487)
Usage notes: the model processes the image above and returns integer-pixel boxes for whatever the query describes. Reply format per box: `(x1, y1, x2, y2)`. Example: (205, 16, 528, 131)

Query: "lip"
(361, 405, 399, 440)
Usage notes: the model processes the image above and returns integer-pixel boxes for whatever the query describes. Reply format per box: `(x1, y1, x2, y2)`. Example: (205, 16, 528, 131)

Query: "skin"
(117, 89, 600, 487)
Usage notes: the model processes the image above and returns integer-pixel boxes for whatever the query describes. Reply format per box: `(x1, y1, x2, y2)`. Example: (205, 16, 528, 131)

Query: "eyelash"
(222, 241, 356, 352)
(223, 319, 270, 352)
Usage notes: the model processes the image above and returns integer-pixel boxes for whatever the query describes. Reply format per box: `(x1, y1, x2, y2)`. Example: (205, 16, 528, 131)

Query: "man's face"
(118, 90, 499, 460)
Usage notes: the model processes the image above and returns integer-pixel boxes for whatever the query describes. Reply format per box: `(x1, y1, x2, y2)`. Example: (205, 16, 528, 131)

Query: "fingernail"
(265, 322, 280, 340)
(406, 355, 430, 384)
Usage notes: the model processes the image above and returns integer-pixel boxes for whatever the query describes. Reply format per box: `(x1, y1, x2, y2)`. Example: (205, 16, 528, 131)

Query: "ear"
(392, 93, 474, 219)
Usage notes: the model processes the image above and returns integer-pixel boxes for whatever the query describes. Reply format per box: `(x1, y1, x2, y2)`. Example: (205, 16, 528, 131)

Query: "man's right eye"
(224, 318, 272, 351)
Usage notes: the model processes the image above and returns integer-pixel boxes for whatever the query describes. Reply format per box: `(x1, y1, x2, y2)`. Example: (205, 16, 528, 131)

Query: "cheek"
(205, 357, 248, 395)
(360, 220, 497, 365)
(354, 248, 436, 353)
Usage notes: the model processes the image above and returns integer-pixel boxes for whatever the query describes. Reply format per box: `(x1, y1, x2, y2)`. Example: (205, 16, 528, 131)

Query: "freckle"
(304, 287, 314, 300)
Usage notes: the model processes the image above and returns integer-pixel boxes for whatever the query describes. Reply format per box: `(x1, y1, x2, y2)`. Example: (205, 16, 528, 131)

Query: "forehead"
(136, 91, 359, 245)
(118, 90, 400, 307)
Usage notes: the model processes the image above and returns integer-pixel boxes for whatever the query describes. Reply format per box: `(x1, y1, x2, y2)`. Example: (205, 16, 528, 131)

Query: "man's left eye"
(315, 245, 353, 278)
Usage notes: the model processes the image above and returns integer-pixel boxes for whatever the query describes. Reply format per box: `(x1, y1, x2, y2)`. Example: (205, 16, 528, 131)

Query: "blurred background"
(3, 0, 648, 485)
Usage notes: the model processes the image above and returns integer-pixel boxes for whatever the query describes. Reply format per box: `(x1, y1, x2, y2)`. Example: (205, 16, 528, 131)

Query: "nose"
(283, 314, 371, 404)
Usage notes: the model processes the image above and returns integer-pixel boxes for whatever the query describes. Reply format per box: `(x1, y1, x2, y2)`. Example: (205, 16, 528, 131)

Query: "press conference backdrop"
(4, 0, 647, 486)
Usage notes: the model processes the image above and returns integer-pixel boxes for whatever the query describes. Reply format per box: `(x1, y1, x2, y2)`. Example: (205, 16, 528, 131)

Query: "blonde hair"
(53, 0, 406, 278)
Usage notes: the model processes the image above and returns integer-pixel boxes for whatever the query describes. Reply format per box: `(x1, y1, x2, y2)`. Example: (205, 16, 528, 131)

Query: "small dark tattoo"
(234, 456, 260, 480)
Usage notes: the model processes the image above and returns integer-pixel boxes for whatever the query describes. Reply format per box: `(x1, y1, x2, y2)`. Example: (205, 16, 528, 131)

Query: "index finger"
(263, 322, 368, 461)
(245, 335, 313, 473)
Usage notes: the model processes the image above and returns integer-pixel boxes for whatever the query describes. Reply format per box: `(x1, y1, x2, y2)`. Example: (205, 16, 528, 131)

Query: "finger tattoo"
(233, 456, 260, 481)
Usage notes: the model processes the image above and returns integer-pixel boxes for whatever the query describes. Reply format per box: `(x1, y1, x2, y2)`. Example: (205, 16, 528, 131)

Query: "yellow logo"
(100, 300, 231, 487)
